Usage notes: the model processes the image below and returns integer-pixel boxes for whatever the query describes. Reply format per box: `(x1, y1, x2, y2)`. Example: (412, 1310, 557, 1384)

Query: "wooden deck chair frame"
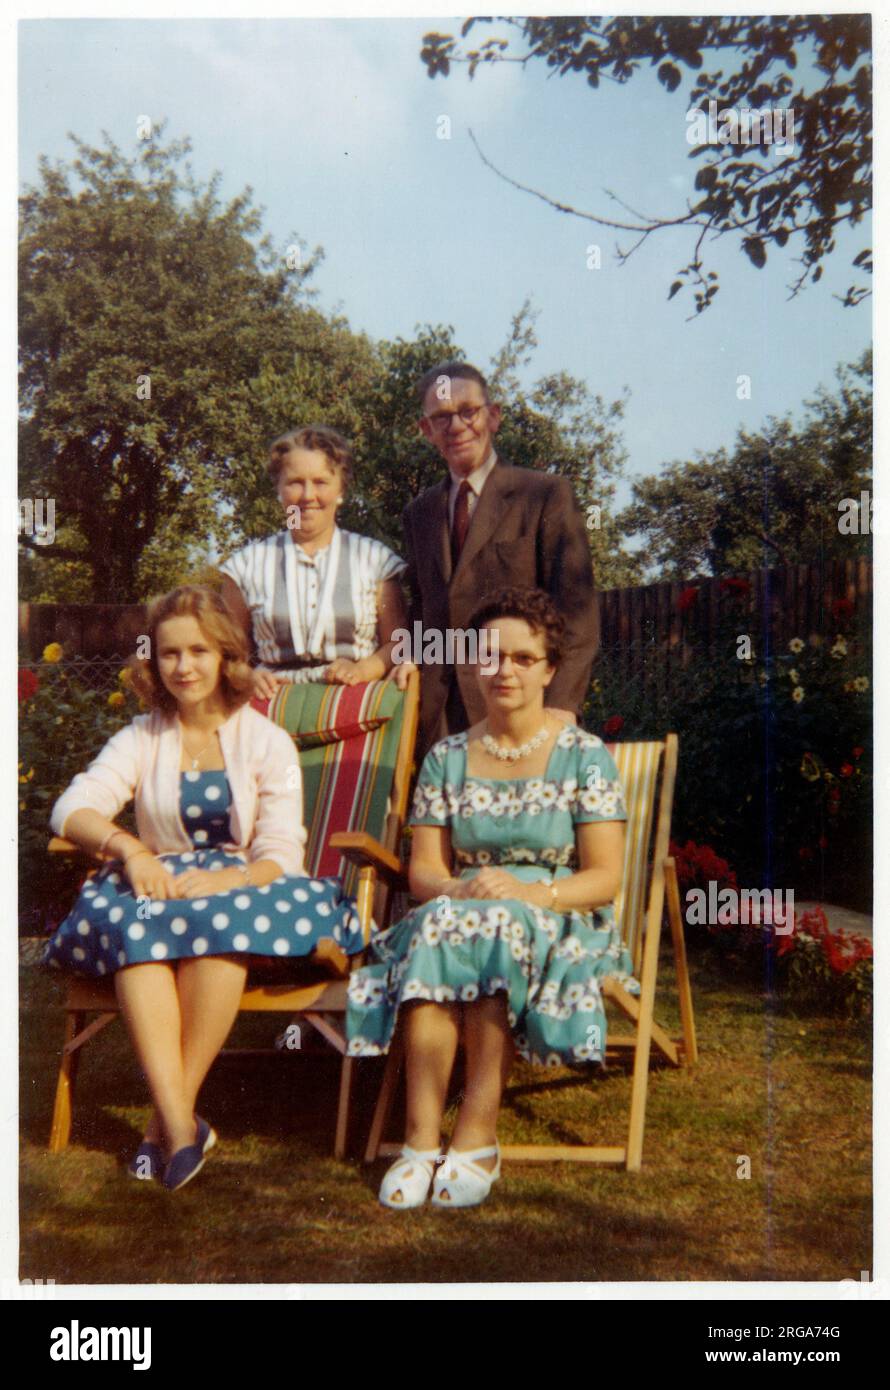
(364, 732, 697, 1172)
(46, 669, 419, 1162)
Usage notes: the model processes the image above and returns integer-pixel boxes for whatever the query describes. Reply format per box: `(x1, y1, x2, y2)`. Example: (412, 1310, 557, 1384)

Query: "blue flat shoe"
(127, 1140, 164, 1182)
(162, 1115, 217, 1193)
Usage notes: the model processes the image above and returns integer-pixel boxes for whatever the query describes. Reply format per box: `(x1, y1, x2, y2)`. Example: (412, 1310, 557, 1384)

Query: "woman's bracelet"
(235, 862, 251, 887)
(123, 848, 152, 865)
(548, 880, 559, 910)
(98, 829, 121, 857)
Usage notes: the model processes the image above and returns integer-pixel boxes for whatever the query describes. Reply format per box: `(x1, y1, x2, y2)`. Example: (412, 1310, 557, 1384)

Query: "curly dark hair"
(468, 587, 566, 667)
(267, 424, 353, 490)
(126, 585, 254, 714)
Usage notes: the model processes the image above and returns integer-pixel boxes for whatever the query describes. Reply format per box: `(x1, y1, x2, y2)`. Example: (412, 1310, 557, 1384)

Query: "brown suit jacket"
(402, 458, 599, 756)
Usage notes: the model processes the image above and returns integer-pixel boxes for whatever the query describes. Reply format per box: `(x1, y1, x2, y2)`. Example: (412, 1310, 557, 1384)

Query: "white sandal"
(431, 1143, 501, 1208)
(378, 1145, 442, 1209)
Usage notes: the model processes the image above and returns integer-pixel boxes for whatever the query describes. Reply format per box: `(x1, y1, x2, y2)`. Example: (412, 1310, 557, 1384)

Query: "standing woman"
(44, 585, 364, 1191)
(347, 588, 637, 1209)
(219, 425, 415, 700)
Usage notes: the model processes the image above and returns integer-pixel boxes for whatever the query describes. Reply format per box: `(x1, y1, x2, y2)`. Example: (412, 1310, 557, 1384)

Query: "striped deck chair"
(46, 670, 419, 1160)
(364, 732, 697, 1172)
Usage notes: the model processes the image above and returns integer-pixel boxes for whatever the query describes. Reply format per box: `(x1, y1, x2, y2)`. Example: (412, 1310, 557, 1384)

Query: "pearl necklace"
(481, 724, 551, 763)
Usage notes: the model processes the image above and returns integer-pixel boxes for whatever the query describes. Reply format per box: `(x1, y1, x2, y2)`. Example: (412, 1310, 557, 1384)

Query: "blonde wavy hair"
(126, 585, 254, 714)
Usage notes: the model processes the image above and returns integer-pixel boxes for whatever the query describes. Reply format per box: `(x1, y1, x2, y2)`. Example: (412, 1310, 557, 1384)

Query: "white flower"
(459, 983, 479, 1002)
(485, 905, 512, 930)
(422, 918, 442, 946)
(788, 637, 805, 653)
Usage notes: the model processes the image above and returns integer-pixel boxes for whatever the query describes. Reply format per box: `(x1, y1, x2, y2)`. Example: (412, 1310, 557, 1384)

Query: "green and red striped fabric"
(252, 681, 406, 897)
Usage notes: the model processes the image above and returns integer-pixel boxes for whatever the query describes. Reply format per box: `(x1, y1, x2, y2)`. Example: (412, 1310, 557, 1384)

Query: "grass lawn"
(20, 944, 871, 1285)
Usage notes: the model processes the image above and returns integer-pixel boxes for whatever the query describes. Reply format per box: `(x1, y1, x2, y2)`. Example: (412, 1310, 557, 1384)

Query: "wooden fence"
(20, 558, 872, 676)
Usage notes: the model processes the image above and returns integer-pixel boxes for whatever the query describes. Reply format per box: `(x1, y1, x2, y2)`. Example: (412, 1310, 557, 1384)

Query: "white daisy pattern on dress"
(346, 726, 638, 1065)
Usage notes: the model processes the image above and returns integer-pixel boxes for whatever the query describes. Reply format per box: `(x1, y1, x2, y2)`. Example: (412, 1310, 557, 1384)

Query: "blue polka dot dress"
(43, 771, 364, 977)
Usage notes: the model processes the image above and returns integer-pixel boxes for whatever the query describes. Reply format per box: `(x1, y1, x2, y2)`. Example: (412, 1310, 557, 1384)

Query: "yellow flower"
(788, 668, 799, 683)
(118, 668, 130, 686)
(788, 638, 804, 653)
(591, 679, 601, 693)
(18, 767, 35, 784)
(792, 686, 805, 703)
(854, 676, 869, 692)
(800, 752, 820, 782)
(107, 691, 126, 709)
(42, 642, 63, 663)
(831, 637, 848, 658)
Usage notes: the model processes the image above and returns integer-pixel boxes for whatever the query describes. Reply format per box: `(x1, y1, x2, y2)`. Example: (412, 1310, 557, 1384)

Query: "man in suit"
(403, 360, 599, 755)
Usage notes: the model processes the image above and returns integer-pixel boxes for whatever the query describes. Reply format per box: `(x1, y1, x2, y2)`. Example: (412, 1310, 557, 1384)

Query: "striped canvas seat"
(607, 741, 663, 978)
(258, 678, 409, 898)
(47, 671, 421, 1160)
(365, 730, 699, 1173)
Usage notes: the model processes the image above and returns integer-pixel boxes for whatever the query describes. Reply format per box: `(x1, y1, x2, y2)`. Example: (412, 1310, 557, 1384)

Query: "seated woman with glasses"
(346, 587, 638, 1210)
(219, 424, 415, 701)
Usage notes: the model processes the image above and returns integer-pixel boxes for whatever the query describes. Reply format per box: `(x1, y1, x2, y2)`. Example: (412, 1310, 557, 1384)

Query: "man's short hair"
(415, 361, 491, 409)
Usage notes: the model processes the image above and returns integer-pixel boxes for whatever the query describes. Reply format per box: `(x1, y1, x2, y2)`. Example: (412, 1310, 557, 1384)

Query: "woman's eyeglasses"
(481, 651, 548, 672)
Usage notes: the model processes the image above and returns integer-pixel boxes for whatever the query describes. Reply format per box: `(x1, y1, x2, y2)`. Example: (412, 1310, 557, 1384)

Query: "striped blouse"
(219, 527, 407, 683)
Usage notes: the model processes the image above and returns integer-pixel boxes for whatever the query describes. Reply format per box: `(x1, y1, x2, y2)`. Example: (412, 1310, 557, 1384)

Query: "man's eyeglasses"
(424, 404, 487, 432)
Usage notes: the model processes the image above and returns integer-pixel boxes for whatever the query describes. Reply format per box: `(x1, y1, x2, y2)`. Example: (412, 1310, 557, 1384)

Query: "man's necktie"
(451, 480, 471, 567)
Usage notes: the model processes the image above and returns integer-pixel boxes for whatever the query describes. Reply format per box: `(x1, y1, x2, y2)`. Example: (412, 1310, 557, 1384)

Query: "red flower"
(840, 763, 853, 778)
(678, 587, 699, 613)
(719, 577, 751, 597)
(832, 597, 855, 622)
(18, 668, 39, 702)
(603, 714, 624, 737)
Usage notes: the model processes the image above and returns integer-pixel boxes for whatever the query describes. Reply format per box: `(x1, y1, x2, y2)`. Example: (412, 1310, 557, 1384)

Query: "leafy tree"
(420, 15, 872, 315)
(340, 310, 641, 589)
(19, 127, 321, 601)
(618, 350, 872, 579)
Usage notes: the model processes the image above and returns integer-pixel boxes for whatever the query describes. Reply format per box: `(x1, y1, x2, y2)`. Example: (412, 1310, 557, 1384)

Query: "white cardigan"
(50, 703, 306, 876)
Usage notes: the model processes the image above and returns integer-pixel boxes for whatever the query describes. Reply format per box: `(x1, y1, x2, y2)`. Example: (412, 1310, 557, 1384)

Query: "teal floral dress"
(346, 725, 639, 1066)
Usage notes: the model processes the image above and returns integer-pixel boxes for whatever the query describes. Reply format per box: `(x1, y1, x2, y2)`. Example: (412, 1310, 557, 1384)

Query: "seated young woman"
(346, 587, 638, 1209)
(44, 584, 363, 1192)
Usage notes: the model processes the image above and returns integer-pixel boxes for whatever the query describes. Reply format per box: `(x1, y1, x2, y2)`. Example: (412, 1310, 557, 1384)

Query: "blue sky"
(17, 16, 872, 513)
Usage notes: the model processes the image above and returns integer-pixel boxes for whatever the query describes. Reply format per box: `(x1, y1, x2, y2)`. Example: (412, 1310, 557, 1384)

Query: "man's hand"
(393, 660, 418, 690)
